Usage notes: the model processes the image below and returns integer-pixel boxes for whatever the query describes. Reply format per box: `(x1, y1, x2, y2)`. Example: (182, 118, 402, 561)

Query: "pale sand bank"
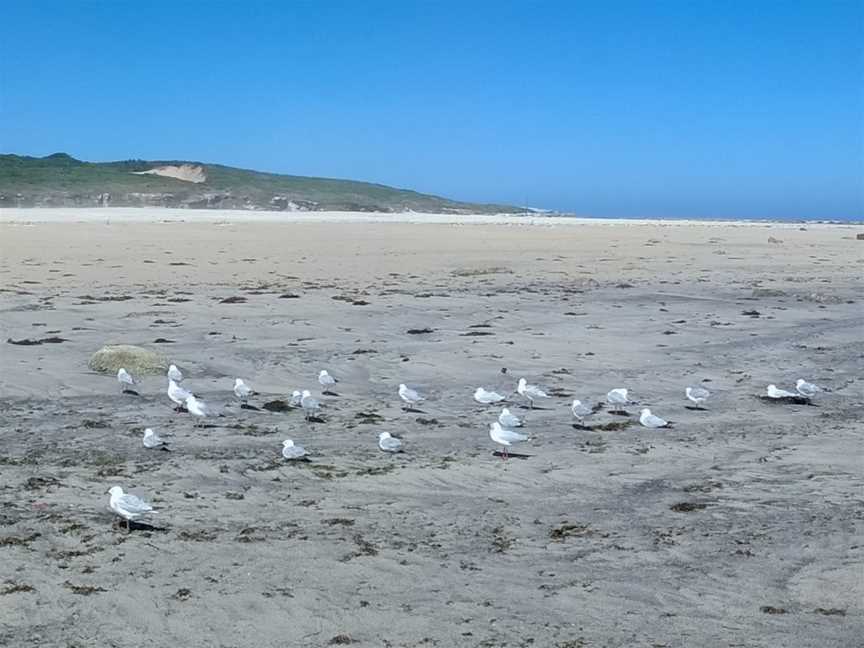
(1, 206, 859, 229)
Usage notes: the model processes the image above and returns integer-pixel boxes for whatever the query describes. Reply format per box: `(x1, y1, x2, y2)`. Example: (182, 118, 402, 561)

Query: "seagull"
(117, 368, 136, 393)
(289, 390, 302, 407)
(300, 390, 320, 420)
(517, 378, 549, 408)
(398, 384, 424, 409)
(107, 486, 154, 531)
(167, 364, 183, 383)
(606, 388, 630, 413)
(318, 370, 337, 387)
(185, 394, 210, 425)
(142, 428, 165, 449)
(378, 431, 403, 453)
(795, 379, 821, 398)
(685, 386, 710, 407)
(498, 407, 523, 428)
(640, 408, 670, 428)
(167, 379, 191, 411)
(234, 378, 253, 403)
(489, 422, 529, 459)
(474, 387, 506, 405)
(570, 399, 594, 422)
(767, 384, 797, 399)
(281, 439, 308, 460)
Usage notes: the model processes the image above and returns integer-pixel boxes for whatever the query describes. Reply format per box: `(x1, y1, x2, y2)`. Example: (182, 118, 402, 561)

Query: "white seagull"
(117, 368, 136, 393)
(767, 384, 797, 399)
(167, 379, 191, 410)
(570, 399, 594, 422)
(142, 428, 165, 449)
(289, 390, 302, 407)
(300, 390, 320, 420)
(185, 394, 210, 425)
(795, 379, 822, 398)
(489, 422, 529, 459)
(398, 384, 424, 408)
(474, 387, 506, 405)
(378, 431, 403, 453)
(606, 388, 630, 413)
(318, 370, 337, 387)
(640, 408, 670, 428)
(234, 378, 253, 403)
(685, 386, 710, 407)
(167, 364, 183, 383)
(107, 486, 155, 531)
(498, 407, 523, 428)
(517, 378, 549, 408)
(282, 439, 308, 460)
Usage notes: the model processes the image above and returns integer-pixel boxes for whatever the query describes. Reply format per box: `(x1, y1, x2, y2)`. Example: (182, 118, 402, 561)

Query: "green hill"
(0, 153, 516, 213)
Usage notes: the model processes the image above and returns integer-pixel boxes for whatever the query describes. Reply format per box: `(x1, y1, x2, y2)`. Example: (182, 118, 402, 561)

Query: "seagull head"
(143, 428, 154, 437)
(572, 399, 582, 407)
(640, 408, 651, 416)
(292, 390, 301, 397)
(283, 439, 294, 447)
(379, 432, 391, 440)
(107, 486, 124, 496)
(235, 378, 245, 387)
(169, 364, 178, 371)
(501, 407, 510, 415)
(399, 383, 407, 390)
(319, 370, 329, 378)
(490, 422, 502, 431)
(301, 390, 311, 397)
(795, 379, 805, 388)
(518, 378, 527, 388)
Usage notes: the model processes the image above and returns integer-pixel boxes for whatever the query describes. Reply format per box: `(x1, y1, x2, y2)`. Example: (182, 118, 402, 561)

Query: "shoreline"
(0, 207, 859, 228)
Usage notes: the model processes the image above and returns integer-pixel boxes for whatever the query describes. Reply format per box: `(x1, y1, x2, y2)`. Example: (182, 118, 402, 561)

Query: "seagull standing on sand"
(185, 394, 210, 425)
(498, 407, 523, 428)
(282, 439, 308, 460)
(489, 422, 529, 459)
(474, 387, 506, 405)
(795, 379, 822, 398)
(606, 388, 630, 413)
(300, 390, 320, 420)
(517, 378, 549, 408)
(107, 486, 154, 531)
(571, 399, 593, 423)
(398, 384, 424, 409)
(318, 370, 337, 387)
(117, 368, 136, 393)
(234, 378, 253, 403)
(142, 428, 165, 449)
(685, 386, 710, 407)
(640, 408, 670, 428)
(767, 384, 797, 399)
(378, 432, 403, 453)
(167, 364, 184, 383)
(168, 379, 191, 411)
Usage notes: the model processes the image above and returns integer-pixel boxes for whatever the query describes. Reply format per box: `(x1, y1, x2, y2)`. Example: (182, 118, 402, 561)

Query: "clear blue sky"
(2, 1, 862, 219)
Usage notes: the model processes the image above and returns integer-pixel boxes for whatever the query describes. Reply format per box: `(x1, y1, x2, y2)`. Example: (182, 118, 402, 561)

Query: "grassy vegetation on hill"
(0, 153, 517, 213)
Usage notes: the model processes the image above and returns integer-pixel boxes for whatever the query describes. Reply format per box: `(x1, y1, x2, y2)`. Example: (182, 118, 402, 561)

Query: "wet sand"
(0, 215, 862, 647)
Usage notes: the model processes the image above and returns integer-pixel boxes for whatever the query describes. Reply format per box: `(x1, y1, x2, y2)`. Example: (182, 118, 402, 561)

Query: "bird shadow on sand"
(402, 406, 426, 414)
(492, 451, 531, 460)
(685, 405, 708, 411)
(240, 403, 261, 411)
(322, 390, 340, 397)
(516, 404, 553, 411)
(121, 390, 140, 397)
(757, 395, 815, 406)
(113, 520, 169, 533)
(305, 415, 326, 424)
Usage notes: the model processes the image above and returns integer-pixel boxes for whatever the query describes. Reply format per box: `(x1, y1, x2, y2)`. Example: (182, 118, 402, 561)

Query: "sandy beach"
(0, 210, 862, 647)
